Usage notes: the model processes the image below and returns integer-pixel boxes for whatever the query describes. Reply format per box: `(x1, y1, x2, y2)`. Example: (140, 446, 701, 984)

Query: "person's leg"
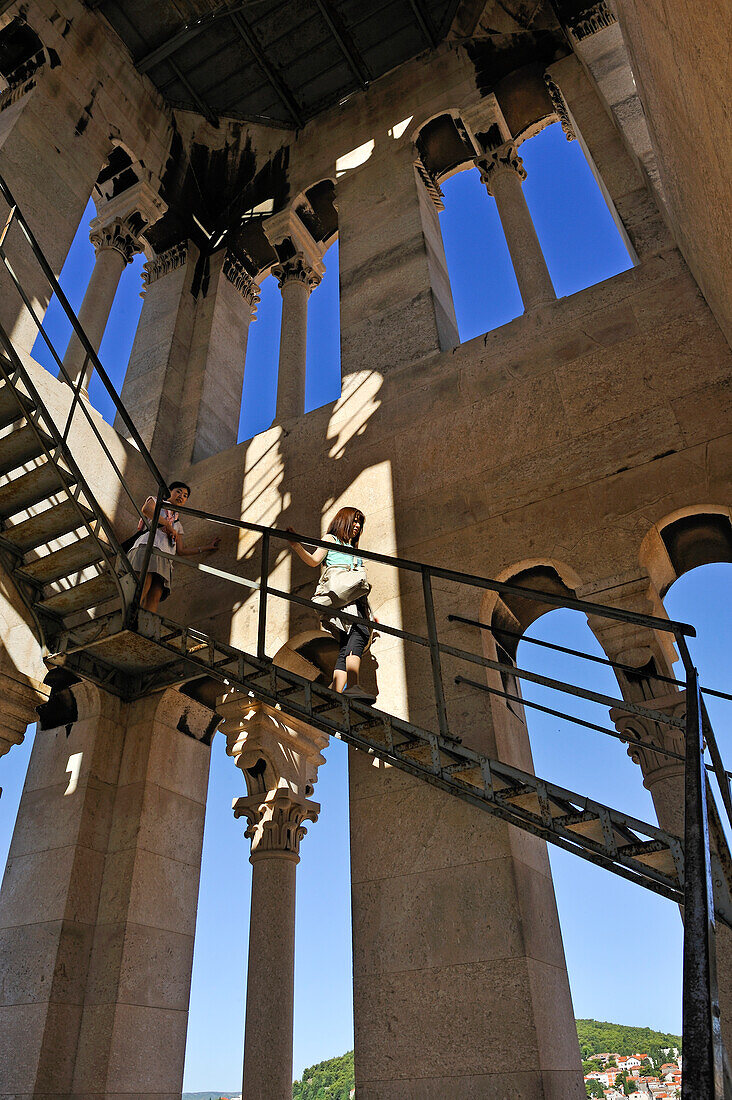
(141, 576, 165, 613)
(139, 572, 153, 608)
(344, 653, 361, 688)
(343, 622, 371, 688)
(330, 631, 348, 692)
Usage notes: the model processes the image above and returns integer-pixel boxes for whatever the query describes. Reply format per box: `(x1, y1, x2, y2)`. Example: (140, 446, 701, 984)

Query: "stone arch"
(411, 109, 479, 187)
(479, 558, 584, 719)
(640, 504, 732, 598)
(0, 15, 55, 91)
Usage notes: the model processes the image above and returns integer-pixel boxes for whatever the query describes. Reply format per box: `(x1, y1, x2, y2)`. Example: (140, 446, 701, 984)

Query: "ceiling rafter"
(228, 10, 304, 127)
(169, 57, 218, 125)
(314, 0, 371, 89)
(407, 0, 439, 48)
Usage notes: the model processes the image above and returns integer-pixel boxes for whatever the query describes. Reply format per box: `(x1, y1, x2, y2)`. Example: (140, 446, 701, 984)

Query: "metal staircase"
(1, 171, 731, 1097)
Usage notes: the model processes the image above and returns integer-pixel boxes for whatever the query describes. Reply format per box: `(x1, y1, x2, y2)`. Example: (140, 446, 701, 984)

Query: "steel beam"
(314, 0, 370, 88)
(228, 12, 304, 127)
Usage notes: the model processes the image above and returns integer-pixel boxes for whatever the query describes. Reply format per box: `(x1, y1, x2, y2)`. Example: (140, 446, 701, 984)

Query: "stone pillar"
(273, 255, 321, 421)
(221, 697, 327, 1100)
(336, 141, 459, 377)
(180, 250, 260, 464)
(475, 142, 556, 312)
(62, 181, 166, 395)
(115, 241, 196, 470)
(0, 54, 111, 355)
(0, 681, 218, 1097)
(546, 54, 672, 261)
(61, 221, 137, 394)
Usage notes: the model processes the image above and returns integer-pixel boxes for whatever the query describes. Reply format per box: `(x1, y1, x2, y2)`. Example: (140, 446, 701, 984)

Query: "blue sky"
(1, 122, 730, 1090)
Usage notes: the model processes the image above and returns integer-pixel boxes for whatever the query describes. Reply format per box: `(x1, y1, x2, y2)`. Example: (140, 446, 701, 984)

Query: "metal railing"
(0, 169, 730, 1097)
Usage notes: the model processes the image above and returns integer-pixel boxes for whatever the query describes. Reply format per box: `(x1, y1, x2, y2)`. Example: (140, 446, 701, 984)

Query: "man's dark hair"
(168, 481, 191, 496)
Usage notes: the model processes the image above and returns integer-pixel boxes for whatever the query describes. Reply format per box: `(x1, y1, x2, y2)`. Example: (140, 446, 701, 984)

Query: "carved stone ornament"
(0, 47, 51, 113)
(89, 217, 141, 264)
(610, 691, 687, 783)
(272, 254, 322, 293)
(141, 242, 188, 290)
(414, 155, 445, 212)
(569, 1, 617, 40)
(474, 142, 527, 195)
(234, 788, 319, 861)
(222, 252, 261, 312)
(544, 74, 577, 142)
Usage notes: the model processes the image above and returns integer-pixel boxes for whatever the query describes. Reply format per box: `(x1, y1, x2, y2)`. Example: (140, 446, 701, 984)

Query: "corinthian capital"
(234, 788, 319, 861)
(223, 252, 261, 314)
(272, 254, 322, 293)
(474, 142, 527, 194)
(89, 217, 141, 264)
(610, 691, 687, 783)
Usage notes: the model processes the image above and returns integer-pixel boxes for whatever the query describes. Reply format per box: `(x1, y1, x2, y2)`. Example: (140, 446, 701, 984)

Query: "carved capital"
(223, 252, 261, 314)
(474, 142, 527, 194)
(142, 242, 188, 290)
(610, 691, 687, 784)
(568, 1, 617, 40)
(221, 697, 327, 860)
(234, 788, 319, 861)
(272, 254, 322, 293)
(89, 217, 141, 264)
(544, 74, 577, 142)
(0, 669, 48, 760)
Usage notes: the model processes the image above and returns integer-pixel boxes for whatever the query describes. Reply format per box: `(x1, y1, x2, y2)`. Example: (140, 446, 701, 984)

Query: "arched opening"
(479, 562, 686, 1044)
(0, 16, 51, 91)
(423, 114, 634, 341)
(238, 180, 341, 440)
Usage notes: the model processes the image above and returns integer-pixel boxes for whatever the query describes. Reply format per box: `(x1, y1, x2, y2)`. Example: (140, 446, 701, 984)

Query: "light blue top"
(325, 537, 363, 569)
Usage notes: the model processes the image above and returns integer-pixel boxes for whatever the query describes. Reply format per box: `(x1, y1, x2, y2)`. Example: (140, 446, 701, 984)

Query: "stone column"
(61, 219, 138, 394)
(475, 142, 556, 312)
(180, 250, 261, 465)
(221, 697, 327, 1100)
(272, 255, 322, 421)
(62, 181, 166, 395)
(0, 680, 218, 1097)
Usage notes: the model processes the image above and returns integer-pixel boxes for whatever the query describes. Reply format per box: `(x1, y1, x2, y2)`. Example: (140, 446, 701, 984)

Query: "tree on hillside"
(585, 1082, 604, 1099)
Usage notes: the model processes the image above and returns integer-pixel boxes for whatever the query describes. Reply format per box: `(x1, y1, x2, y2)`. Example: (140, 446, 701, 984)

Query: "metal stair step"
(39, 572, 119, 616)
(2, 498, 94, 553)
(0, 421, 53, 477)
(18, 533, 110, 584)
(0, 459, 74, 520)
(0, 382, 34, 430)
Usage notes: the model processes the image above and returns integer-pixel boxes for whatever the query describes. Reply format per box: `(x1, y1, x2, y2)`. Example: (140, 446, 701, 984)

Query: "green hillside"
(292, 1050, 354, 1100)
(576, 1018, 682, 1064)
(186, 1019, 682, 1100)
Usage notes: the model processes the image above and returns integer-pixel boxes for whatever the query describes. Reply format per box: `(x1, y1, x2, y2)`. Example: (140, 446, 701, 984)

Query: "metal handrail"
(0, 173, 168, 493)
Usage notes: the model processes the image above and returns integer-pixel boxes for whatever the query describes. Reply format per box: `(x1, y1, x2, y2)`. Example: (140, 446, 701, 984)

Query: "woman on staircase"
(287, 506, 376, 703)
(128, 481, 220, 613)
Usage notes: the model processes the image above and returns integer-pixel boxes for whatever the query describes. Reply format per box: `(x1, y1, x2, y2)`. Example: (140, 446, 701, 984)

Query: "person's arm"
(286, 528, 332, 568)
(175, 530, 221, 557)
(140, 497, 175, 538)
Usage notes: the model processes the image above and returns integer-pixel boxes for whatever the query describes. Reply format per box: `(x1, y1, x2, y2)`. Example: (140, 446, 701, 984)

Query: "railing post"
(681, 658, 724, 1100)
(257, 530, 270, 658)
(62, 352, 89, 443)
(131, 486, 165, 620)
(422, 566, 449, 739)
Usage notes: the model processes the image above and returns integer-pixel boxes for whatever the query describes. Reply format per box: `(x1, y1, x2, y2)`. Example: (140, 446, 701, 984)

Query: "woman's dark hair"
(168, 481, 191, 496)
(327, 506, 365, 545)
